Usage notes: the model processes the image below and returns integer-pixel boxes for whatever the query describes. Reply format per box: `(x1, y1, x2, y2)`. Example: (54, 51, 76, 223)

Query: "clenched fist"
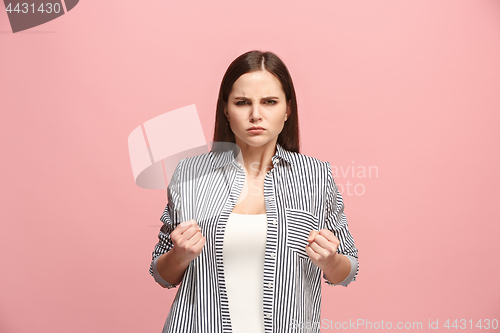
(170, 220, 206, 265)
(305, 228, 340, 271)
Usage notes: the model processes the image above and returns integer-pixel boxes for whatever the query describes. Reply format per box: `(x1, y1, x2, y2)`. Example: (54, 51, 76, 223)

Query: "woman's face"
(224, 70, 290, 150)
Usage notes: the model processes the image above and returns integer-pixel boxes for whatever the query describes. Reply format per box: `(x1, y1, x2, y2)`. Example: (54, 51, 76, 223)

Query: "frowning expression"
(224, 70, 290, 149)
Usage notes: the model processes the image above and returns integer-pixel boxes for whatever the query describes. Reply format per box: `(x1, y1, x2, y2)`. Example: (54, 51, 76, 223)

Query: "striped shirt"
(149, 142, 359, 333)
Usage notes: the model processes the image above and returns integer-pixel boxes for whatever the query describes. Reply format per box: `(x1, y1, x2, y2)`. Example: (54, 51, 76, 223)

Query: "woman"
(149, 50, 359, 333)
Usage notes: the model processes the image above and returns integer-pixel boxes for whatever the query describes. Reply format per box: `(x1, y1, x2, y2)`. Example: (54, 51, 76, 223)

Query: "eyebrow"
(234, 96, 280, 100)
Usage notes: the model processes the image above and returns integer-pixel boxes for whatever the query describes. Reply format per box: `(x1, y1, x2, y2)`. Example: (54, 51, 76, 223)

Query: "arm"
(306, 229, 358, 286)
(149, 159, 206, 289)
(324, 254, 358, 287)
(321, 161, 359, 287)
(155, 249, 187, 288)
(149, 163, 183, 288)
(322, 253, 358, 286)
(155, 220, 205, 287)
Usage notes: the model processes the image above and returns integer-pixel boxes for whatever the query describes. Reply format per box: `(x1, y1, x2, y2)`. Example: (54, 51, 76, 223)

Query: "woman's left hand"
(305, 229, 340, 270)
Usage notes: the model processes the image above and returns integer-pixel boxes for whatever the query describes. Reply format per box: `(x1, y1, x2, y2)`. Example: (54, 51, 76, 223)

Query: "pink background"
(1, 0, 499, 332)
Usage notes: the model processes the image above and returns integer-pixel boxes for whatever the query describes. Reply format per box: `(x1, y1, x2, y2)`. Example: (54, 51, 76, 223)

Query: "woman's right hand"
(170, 219, 206, 265)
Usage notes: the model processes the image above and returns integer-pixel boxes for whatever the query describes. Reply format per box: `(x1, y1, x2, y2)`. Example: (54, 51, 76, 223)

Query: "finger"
(173, 220, 196, 235)
(172, 225, 199, 247)
(177, 226, 201, 244)
(305, 244, 319, 261)
(307, 230, 319, 242)
(188, 220, 201, 229)
(185, 231, 203, 249)
(305, 243, 318, 255)
(191, 235, 206, 253)
(180, 223, 201, 235)
(319, 228, 338, 242)
(312, 234, 339, 252)
(308, 240, 330, 257)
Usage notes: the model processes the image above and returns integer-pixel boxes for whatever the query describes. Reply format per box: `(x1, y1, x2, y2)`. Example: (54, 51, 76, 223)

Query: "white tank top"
(223, 213, 267, 333)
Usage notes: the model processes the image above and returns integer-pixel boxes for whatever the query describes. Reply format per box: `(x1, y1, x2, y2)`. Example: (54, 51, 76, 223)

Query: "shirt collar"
(211, 142, 295, 170)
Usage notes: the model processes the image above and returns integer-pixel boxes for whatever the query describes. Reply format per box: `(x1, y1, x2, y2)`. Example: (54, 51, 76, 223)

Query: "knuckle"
(177, 239, 187, 248)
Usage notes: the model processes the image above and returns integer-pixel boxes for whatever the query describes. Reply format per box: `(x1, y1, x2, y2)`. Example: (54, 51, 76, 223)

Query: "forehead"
(230, 71, 285, 97)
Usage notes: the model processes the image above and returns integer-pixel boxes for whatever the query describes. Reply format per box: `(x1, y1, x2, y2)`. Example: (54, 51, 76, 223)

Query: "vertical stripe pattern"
(149, 143, 359, 333)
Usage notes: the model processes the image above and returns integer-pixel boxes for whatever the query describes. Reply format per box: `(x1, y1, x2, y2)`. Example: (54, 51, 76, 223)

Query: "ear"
(224, 105, 229, 120)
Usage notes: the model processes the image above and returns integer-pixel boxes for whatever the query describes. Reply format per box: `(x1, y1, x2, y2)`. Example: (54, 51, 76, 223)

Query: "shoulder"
(179, 151, 212, 165)
(176, 151, 214, 175)
(287, 150, 330, 172)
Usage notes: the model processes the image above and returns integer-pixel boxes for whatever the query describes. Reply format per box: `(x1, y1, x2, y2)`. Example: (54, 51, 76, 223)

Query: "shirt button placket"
(264, 175, 275, 329)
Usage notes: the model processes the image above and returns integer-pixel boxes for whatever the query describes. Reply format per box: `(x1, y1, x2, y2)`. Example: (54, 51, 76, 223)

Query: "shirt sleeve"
(149, 160, 184, 289)
(322, 161, 359, 287)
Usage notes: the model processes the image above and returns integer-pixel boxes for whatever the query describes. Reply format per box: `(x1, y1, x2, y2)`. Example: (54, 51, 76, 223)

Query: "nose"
(250, 104, 262, 122)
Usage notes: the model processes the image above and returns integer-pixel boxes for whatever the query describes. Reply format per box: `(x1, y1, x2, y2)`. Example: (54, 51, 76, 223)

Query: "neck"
(235, 139, 276, 178)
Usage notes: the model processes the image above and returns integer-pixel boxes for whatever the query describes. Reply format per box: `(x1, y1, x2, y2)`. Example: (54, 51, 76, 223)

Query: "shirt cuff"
(323, 255, 358, 287)
(152, 255, 179, 289)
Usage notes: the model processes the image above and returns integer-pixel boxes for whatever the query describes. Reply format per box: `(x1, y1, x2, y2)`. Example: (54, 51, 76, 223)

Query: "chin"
(243, 140, 274, 149)
(235, 134, 276, 149)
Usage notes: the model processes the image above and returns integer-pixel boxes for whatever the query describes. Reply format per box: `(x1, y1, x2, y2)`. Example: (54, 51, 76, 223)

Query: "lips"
(247, 126, 264, 131)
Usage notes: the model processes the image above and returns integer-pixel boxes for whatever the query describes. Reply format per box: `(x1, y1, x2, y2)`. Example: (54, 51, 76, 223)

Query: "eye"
(235, 100, 248, 105)
(265, 100, 277, 105)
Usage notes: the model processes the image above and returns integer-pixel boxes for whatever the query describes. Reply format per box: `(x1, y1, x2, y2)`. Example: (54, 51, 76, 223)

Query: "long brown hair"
(212, 50, 300, 153)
